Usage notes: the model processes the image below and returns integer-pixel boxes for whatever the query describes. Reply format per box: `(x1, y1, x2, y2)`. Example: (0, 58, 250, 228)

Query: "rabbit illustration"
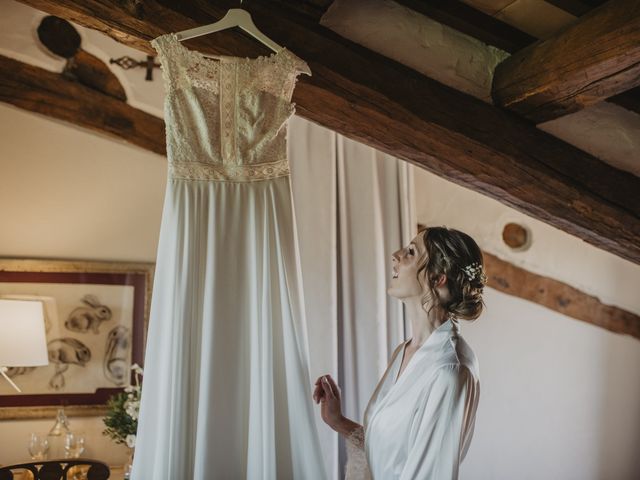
(5, 367, 35, 378)
(47, 337, 91, 390)
(104, 325, 131, 385)
(65, 294, 112, 334)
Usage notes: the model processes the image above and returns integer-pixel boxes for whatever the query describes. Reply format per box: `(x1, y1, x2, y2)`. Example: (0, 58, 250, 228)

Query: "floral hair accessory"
(462, 262, 487, 285)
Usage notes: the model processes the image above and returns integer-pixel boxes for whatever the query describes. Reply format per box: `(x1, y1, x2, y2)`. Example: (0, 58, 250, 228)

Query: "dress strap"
(150, 34, 184, 90)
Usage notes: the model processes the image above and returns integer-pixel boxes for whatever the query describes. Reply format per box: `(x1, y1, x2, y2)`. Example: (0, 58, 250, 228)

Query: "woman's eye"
(408, 247, 414, 255)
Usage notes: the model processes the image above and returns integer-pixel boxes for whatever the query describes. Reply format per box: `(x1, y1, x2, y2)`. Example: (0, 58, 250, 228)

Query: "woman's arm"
(313, 374, 362, 436)
(313, 375, 371, 479)
(335, 416, 366, 451)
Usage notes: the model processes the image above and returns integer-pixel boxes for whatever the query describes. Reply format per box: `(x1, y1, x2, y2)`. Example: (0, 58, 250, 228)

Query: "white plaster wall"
(0, 104, 166, 262)
(414, 167, 640, 479)
(459, 288, 640, 480)
(539, 102, 640, 176)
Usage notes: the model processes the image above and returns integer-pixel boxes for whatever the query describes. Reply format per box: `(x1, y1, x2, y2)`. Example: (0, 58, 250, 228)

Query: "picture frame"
(0, 259, 154, 420)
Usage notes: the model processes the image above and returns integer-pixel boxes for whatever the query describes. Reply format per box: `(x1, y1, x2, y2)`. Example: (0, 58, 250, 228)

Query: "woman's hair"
(417, 226, 486, 321)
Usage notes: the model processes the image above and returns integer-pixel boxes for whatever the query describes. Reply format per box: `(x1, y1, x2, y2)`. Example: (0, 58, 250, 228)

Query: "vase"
(124, 446, 135, 479)
(46, 407, 71, 459)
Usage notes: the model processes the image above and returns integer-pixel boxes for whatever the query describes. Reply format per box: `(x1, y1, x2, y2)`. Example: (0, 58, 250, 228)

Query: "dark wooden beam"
(394, 0, 536, 53)
(14, 0, 640, 266)
(492, 0, 640, 123)
(0, 53, 166, 155)
(544, 0, 609, 17)
(484, 251, 640, 340)
(608, 86, 640, 115)
(268, 0, 335, 22)
(71, 49, 127, 100)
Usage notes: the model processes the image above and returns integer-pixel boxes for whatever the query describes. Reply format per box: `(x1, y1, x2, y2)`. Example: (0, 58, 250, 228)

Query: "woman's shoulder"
(438, 334, 480, 381)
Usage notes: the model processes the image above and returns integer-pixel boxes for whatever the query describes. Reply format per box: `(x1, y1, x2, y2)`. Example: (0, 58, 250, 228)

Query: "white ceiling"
(462, 0, 577, 38)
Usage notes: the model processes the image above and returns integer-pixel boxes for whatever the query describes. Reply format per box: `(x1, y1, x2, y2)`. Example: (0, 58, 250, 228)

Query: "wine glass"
(64, 432, 85, 458)
(28, 433, 49, 460)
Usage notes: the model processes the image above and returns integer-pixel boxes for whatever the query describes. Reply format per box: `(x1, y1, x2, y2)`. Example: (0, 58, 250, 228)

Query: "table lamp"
(0, 298, 49, 392)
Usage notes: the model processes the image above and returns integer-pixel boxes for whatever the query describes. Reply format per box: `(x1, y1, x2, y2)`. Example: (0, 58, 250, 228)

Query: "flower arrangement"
(102, 363, 143, 449)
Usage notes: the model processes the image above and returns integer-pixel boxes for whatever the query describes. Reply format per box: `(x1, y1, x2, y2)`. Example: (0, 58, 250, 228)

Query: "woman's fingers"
(313, 384, 324, 403)
(321, 375, 335, 399)
(313, 374, 339, 403)
(325, 375, 341, 398)
(313, 375, 328, 403)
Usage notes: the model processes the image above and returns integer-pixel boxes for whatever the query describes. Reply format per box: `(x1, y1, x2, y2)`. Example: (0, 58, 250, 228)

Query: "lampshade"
(0, 299, 49, 366)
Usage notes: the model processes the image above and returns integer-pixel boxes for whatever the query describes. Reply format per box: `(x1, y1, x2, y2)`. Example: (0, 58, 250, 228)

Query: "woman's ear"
(433, 273, 447, 288)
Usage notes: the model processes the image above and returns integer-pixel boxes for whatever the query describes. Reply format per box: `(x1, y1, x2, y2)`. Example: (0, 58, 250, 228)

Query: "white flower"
(125, 434, 136, 448)
(462, 262, 483, 281)
(125, 399, 140, 420)
(131, 363, 143, 375)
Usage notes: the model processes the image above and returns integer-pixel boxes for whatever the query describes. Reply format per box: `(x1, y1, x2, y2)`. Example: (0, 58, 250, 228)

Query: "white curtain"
(288, 116, 416, 479)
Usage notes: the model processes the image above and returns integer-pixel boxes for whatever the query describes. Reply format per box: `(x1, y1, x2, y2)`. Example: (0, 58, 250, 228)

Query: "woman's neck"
(404, 297, 448, 348)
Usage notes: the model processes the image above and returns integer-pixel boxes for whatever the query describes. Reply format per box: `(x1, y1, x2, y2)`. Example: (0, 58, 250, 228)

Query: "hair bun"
(419, 227, 486, 322)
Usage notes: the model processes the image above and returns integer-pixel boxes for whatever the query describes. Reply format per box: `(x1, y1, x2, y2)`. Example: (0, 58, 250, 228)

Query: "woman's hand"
(313, 374, 343, 430)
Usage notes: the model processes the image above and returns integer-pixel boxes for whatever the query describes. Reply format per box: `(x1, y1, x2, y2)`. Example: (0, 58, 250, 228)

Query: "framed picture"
(0, 259, 154, 420)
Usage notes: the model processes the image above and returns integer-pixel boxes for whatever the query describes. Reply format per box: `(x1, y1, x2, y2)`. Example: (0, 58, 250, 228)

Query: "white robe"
(347, 317, 480, 479)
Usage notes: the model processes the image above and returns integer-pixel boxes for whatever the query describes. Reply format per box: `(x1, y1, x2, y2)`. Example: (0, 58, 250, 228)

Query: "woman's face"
(387, 232, 427, 299)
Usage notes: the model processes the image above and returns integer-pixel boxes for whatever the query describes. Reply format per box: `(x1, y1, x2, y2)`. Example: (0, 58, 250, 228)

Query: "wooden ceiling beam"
(492, 0, 640, 123)
(484, 250, 640, 340)
(0, 54, 165, 155)
(393, 0, 536, 53)
(266, 0, 334, 22)
(608, 87, 640, 115)
(13, 0, 640, 265)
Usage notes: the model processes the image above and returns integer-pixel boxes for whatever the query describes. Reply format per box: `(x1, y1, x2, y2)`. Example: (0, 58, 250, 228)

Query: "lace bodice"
(151, 33, 311, 182)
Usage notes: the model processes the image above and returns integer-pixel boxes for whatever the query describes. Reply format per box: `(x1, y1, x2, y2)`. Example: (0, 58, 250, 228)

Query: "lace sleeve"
(149, 34, 180, 91)
(345, 426, 373, 480)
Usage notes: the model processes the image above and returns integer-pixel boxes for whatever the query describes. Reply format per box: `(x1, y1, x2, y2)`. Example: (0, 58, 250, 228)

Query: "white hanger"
(172, 0, 282, 53)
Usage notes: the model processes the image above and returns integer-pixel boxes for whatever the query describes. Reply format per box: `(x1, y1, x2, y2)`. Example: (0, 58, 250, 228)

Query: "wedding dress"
(132, 33, 326, 479)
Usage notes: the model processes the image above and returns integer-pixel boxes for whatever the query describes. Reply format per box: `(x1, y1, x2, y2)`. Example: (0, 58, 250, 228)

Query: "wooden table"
(109, 465, 126, 480)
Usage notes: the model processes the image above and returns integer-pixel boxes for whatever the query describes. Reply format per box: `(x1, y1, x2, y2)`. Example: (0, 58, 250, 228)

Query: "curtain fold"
(288, 116, 416, 479)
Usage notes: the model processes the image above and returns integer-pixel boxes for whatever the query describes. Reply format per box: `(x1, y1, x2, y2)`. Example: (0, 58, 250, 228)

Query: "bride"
(313, 226, 486, 479)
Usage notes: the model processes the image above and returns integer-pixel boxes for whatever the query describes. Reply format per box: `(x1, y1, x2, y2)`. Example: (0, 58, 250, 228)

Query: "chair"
(0, 459, 110, 480)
